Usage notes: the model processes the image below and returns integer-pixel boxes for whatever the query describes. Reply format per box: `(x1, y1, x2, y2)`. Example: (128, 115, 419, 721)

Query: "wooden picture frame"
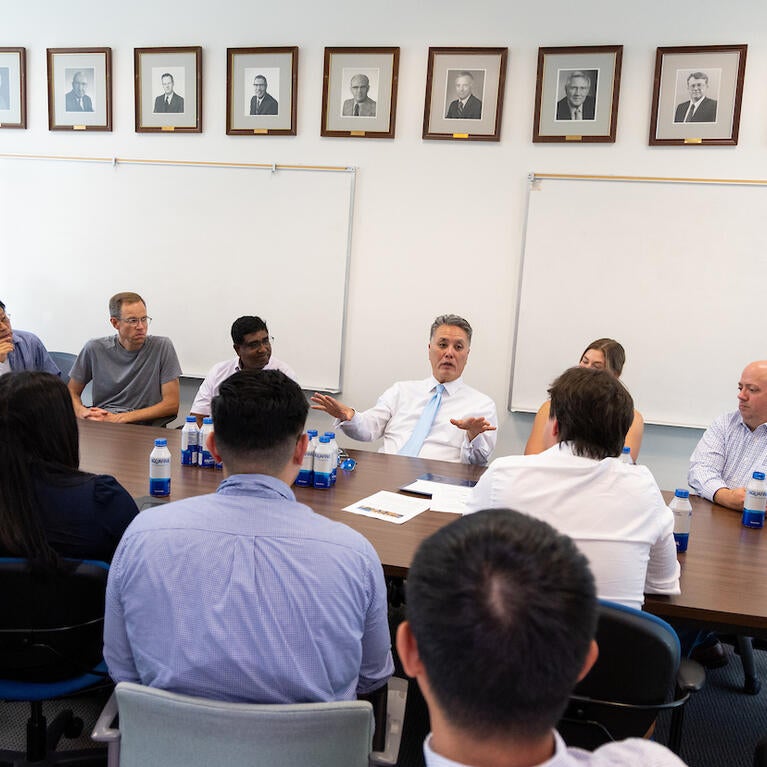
(47, 48, 111, 131)
(0, 47, 26, 129)
(135, 46, 202, 133)
(423, 47, 507, 142)
(321, 47, 399, 139)
(533, 45, 622, 143)
(650, 44, 747, 146)
(226, 46, 298, 136)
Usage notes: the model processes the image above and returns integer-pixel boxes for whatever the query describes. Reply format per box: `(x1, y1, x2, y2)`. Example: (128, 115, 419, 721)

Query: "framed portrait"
(650, 45, 747, 146)
(47, 48, 111, 131)
(533, 45, 622, 143)
(321, 47, 399, 139)
(227, 47, 298, 136)
(423, 47, 507, 142)
(135, 46, 202, 133)
(0, 48, 26, 129)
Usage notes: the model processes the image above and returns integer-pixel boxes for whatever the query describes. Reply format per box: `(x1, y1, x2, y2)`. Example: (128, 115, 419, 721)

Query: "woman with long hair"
(0, 371, 138, 568)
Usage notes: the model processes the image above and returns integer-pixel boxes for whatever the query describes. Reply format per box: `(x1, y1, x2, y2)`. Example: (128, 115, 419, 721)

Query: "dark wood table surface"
(78, 420, 767, 635)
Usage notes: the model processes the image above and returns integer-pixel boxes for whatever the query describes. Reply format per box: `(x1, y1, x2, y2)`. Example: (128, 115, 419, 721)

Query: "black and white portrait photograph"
(227, 47, 297, 136)
(322, 47, 398, 139)
(533, 46, 621, 143)
(135, 46, 201, 133)
(0, 67, 10, 112)
(340, 69, 378, 117)
(423, 47, 506, 142)
(0, 48, 25, 128)
(555, 69, 598, 121)
(672, 69, 720, 124)
(444, 69, 485, 120)
(650, 45, 747, 146)
(47, 48, 111, 131)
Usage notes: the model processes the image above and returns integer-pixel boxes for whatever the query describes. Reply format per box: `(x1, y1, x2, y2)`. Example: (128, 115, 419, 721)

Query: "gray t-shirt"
(71, 335, 182, 414)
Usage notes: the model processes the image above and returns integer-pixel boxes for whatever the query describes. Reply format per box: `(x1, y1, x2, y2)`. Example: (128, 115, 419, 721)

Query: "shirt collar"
(427, 375, 463, 396)
(423, 731, 563, 767)
(217, 473, 295, 502)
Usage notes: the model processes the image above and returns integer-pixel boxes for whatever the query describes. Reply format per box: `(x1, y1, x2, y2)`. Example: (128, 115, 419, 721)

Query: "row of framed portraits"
(0, 43, 748, 145)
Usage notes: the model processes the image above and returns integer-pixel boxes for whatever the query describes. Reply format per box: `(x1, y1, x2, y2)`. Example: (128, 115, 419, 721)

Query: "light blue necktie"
(398, 384, 445, 457)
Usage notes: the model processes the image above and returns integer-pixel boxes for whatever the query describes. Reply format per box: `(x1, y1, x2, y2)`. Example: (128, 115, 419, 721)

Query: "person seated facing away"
(0, 299, 61, 377)
(525, 338, 644, 461)
(68, 292, 181, 425)
(190, 315, 297, 425)
(0, 372, 138, 565)
(466, 366, 679, 610)
(104, 369, 393, 703)
(689, 360, 767, 510)
(311, 314, 497, 465)
(396, 508, 686, 767)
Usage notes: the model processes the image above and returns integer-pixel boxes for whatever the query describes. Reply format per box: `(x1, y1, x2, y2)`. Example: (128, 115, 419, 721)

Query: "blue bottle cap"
(753, 471, 766, 481)
(674, 488, 690, 498)
(622, 446, 631, 454)
(307, 430, 318, 437)
(154, 438, 168, 447)
(203, 417, 213, 424)
(319, 436, 330, 443)
(186, 415, 196, 422)
(324, 431, 336, 438)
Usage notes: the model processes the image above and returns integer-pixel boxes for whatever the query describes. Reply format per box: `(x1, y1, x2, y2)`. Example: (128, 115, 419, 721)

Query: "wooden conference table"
(78, 420, 767, 637)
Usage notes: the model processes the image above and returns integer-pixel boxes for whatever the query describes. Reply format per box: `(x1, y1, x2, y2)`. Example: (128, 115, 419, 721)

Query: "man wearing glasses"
(68, 292, 181, 425)
(191, 315, 297, 425)
(0, 299, 61, 377)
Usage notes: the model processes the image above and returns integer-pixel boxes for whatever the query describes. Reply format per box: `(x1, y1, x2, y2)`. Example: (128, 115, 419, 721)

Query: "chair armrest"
(677, 658, 706, 694)
(91, 691, 120, 742)
(359, 682, 388, 752)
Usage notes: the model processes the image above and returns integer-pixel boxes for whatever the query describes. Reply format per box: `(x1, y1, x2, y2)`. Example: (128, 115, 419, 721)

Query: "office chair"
(558, 600, 705, 754)
(92, 682, 375, 767)
(47, 352, 77, 383)
(754, 734, 767, 767)
(0, 558, 112, 766)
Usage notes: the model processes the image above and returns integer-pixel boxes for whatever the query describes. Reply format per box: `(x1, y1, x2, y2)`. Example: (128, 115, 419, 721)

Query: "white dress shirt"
(424, 730, 685, 767)
(191, 356, 298, 416)
(337, 376, 497, 465)
(688, 410, 767, 500)
(464, 442, 680, 609)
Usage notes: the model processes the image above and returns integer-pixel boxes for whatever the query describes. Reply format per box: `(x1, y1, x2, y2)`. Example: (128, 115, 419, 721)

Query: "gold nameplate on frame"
(350, 130, 365, 136)
(452, 133, 469, 139)
(684, 137, 703, 144)
(161, 126, 175, 132)
(73, 125, 86, 131)
(254, 128, 268, 134)
(565, 135, 583, 141)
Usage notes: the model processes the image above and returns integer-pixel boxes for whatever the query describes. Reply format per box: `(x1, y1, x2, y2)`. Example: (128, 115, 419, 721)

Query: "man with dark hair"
(105, 369, 393, 703)
(190, 315, 297, 423)
(249, 74, 278, 115)
(311, 314, 497, 464)
(0, 300, 61, 377)
(153, 73, 184, 113)
(465, 366, 679, 609)
(674, 71, 717, 123)
(397, 509, 685, 767)
(68, 291, 181, 424)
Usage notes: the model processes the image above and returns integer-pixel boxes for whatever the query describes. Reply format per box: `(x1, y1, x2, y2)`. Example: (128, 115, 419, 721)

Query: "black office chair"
(558, 600, 705, 754)
(754, 734, 767, 767)
(0, 558, 112, 765)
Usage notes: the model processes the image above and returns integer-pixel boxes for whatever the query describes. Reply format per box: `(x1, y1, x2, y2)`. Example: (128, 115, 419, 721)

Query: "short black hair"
(406, 509, 597, 740)
(230, 316, 268, 345)
(212, 370, 307, 468)
(0, 300, 5, 310)
(548, 366, 633, 460)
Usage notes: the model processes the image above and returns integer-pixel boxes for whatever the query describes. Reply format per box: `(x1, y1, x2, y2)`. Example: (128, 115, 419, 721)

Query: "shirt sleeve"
(644, 501, 681, 596)
(460, 395, 498, 466)
(337, 385, 397, 443)
(191, 368, 217, 416)
(688, 418, 728, 501)
(158, 338, 183, 384)
(69, 342, 94, 386)
(356, 551, 394, 694)
(103, 542, 141, 684)
(93, 475, 140, 561)
(463, 462, 497, 514)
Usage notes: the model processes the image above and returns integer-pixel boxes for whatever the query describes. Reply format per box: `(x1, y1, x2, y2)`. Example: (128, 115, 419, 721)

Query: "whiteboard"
(510, 174, 767, 428)
(2, 156, 355, 391)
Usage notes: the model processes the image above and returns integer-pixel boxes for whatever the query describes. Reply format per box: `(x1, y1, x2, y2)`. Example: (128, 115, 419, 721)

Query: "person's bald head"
(737, 361, 767, 430)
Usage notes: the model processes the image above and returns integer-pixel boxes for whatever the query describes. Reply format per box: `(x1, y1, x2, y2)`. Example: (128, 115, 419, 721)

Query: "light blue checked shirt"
(688, 410, 767, 500)
(104, 474, 393, 703)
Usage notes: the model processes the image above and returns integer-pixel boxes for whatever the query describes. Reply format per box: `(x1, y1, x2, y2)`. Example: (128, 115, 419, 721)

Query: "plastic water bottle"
(296, 430, 318, 486)
(324, 431, 339, 485)
(181, 416, 199, 466)
(199, 417, 215, 468)
(619, 446, 633, 464)
(670, 488, 692, 552)
(149, 438, 172, 497)
(313, 436, 334, 489)
(743, 471, 767, 529)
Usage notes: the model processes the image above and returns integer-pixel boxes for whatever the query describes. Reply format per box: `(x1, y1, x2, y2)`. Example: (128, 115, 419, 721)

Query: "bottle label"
(200, 450, 215, 468)
(673, 532, 689, 553)
(742, 509, 765, 529)
(313, 472, 332, 489)
(149, 477, 171, 497)
(296, 469, 313, 486)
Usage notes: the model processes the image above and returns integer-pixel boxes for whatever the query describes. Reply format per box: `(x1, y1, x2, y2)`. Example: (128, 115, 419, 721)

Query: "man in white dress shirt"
(689, 360, 767, 510)
(465, 366, 680, 610)
(191, 316, 297, 424)
(310, 314, 497, 465)
(396, 508, 686, 767)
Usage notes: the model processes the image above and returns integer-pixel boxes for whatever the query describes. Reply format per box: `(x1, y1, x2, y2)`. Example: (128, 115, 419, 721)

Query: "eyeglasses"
(119, 316, 152, 327)
(0, 314, 10, 326)
(241, 336, 274, 351)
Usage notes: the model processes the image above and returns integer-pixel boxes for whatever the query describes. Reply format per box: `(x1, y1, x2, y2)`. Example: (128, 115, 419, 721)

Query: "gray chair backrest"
(114, 682, 374, 767)
(48, 351, 77, 382)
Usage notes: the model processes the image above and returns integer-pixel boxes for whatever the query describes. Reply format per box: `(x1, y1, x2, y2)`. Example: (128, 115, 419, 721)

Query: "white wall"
(4, 0, 765, 489)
